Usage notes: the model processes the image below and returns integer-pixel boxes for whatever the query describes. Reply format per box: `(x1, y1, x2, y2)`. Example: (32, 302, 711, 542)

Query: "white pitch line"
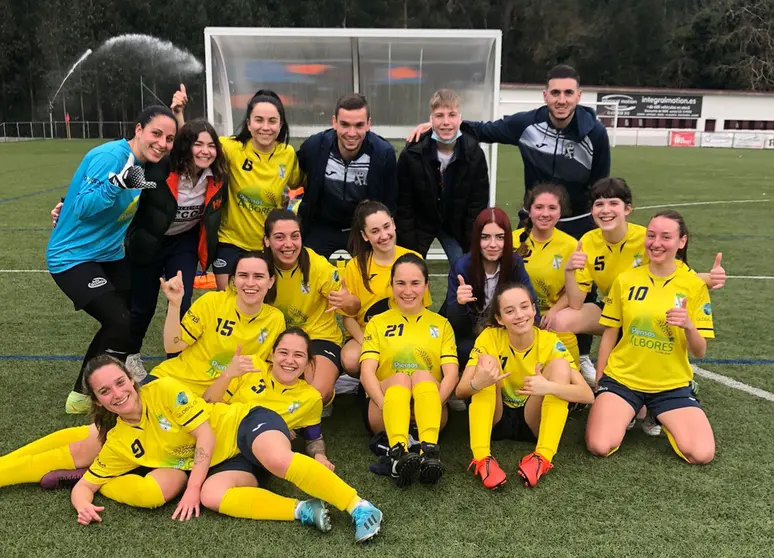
(693, 365, 774, 402)
(635, 199, 770, 210)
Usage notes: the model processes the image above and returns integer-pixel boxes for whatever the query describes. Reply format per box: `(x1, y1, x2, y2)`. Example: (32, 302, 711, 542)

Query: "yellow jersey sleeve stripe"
(85, 467, 119, 479)
(362, 350, 380, 356)
(180, 323, 198, 341)
(182, 409, 205, 427)
(600, 314, 620, 322)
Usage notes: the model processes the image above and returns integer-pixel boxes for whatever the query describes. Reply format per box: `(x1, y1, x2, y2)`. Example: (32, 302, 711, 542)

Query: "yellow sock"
(606, 446, 620, 456)
(3, 426, 91, 459)
(0, 445, 75, 487)
(382, 385, 411, 448)
(469, 384, 496, 460)
(664, 427, 690, 463)
(219, 486, 296, 520)
(535, 395, 569, 462)
(284, 453, 357, 512)
(412, 381, 442, 445)
(557, 331, 580, 369)
(99, 474, 166, 508)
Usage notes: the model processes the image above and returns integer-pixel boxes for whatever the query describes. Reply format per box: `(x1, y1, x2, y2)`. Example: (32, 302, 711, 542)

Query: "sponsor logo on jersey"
(563, 143, 575, 159)
(354, 170, 367, 186)
(252, 422, 267, 432)
(429, 325, 440, 339)
(88, 277, 107, 289)
(332, 270, 340, 282)
(393, 361, 419, 369)
(629, 316, 674, 354)
(175, 392, 189, 406)
(702, 303, 712, 315)
(555, 341, 567, 352)
(213, 258, 227, 268)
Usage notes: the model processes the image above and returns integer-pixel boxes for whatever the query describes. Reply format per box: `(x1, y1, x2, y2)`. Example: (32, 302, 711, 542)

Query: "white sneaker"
(578, 355, 596, 386)
(626, 418, 636, 431)
(125, 353, 148, 382)
(334, 374, 360, 396)
(447, 395, 467, 412)
(640, 411, 662, 436)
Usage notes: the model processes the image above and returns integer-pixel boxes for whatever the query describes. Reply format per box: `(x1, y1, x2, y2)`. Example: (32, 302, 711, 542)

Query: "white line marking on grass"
(636, 199, 770, 210)
(693, 365, 774, 402)
(428, 273, 774, 279)
(0, 270, 48, 273)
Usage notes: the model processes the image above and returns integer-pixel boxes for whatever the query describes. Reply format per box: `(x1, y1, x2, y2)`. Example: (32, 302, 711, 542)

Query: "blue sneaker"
(351, 500, 383, 543)
(296, 499, 331, 533)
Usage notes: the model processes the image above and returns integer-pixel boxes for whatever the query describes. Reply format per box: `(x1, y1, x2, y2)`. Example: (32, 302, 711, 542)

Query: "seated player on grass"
(27, 355, 383, 541)
(359, 254, 458, 487)
(339, 200, 431, 377)
(586, 210, 715, 465)
(456, 283, 593, 490)
(553, 177, 725, 433)
(513, 184, 582, 368)
(263, 209, 360, 410)
(152, 250, 286, 396)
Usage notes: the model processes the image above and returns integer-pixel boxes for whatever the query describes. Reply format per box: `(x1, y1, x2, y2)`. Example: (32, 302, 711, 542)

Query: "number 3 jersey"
(468, 326, 577, 409)
(575, 223, 647, 300)
(150, 290, 286, 396)
(360, 307, 457, 382)
(600, 264, 714, 392)
(83, 377, 251, 486)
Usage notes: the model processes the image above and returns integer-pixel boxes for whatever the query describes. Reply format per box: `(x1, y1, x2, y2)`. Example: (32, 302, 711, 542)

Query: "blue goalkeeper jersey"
(47, 139, 143, 273)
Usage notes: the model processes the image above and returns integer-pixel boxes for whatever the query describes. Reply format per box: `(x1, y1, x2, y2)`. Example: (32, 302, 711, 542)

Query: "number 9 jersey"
(360, 307, 457, 382)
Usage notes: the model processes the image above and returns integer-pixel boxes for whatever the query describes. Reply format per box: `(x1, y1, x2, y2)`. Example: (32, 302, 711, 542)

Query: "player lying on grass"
(339, 200, 431, 377)
(360, 254, 458, 486)
(552, 177, 726, 433)
(586, 210, 715, 464)
(152, 250, 286, 396)
(456, 283, 593, 490)
(46, 105, 178, 415)
(263, 209, 360, 409)
(513, 184, 582, 369)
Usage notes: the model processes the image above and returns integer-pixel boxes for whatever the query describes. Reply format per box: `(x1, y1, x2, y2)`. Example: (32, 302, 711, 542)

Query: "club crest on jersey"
(354, 171, 367, 186)
(300, 282, 311, 294)
(278, 164, 286, 178)
(633, 253, 643, 268)
(563, 143, 575, 159)
(552, 255, 563, 270)
(258, 328, 269, 343)
(429, 325, 440, 339)
(332, 270, 340, 282)
(287, 400, 301, 414)
(674, 293, 687, 308)
(157, 414, 172, 431)
(175, 392, 189, 406)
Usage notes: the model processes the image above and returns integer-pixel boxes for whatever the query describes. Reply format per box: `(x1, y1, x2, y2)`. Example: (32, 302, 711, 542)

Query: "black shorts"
(491, 404, 537, 443)
(208, 454, 265, 477)
(212, 243, 246, 276)
(236, 406, 291, 467)
(51, 259, 131, 310)
(311, 339, 342, 369)
(596, 375, 701, 420)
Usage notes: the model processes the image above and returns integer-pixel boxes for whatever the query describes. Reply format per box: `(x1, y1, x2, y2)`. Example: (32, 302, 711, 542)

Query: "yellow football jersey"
(343, 246, 432, 328)
(219, 138, 302, 250)
(223, 364, 323, 432)
(599, 264, 714, 393)
(273, 247, 344, 344)
(513, 227, 577, 313)
(150, 290, 286, 396)
(360, 307, 457, 383)
(83, 377, 249, 486)
(467, 326, 577, 409)
(575, 223, 647, 300)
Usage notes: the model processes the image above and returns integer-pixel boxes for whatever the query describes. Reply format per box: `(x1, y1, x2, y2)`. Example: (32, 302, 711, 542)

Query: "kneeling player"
(360, 254, 459, 486)
(456, 283, 593, 489)
(586, 211, 715, 464)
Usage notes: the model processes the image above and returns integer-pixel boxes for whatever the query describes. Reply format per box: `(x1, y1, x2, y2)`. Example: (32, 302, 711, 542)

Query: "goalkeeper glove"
(109, 165, 156, 190)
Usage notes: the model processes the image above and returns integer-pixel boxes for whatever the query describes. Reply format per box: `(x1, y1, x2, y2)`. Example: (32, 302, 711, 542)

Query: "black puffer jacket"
(125, 158, 226, 270)
(395, 130, 489, 257)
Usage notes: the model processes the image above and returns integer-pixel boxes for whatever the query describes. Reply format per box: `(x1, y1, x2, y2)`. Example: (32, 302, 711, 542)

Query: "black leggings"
(73, 289, 132, 393)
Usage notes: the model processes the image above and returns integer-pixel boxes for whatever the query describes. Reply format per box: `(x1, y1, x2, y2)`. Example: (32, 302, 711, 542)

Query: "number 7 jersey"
(360, 307, 457, 382)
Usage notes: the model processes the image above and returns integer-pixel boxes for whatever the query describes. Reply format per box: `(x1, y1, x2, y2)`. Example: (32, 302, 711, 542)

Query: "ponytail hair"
(83, 355, 141, 443)
(517, 184, 570, 257)
(650, 210, 690, 265)
(347, 200, 393, 294)
(264, 209, 310, 286)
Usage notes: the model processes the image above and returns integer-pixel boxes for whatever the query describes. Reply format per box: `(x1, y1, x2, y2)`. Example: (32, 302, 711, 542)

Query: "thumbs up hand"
(326, 277, 353, 313)
(160, 270, 185, 306)
(224, 345, 258, 379)
(456, 274, 478, 305)
(517, 363, 553, 396)
(708, 253, 725, 290)
(565, 240, 587, 272)
(666, 296, 693, 329)
(171, 84, 188, 114)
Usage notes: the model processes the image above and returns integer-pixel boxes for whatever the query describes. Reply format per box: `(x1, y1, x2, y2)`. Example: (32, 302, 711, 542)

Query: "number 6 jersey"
(360, 307, 457, 382)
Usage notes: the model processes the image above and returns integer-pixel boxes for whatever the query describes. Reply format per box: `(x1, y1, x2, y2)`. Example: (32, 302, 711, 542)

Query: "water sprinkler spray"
(48, 49, 92, 138)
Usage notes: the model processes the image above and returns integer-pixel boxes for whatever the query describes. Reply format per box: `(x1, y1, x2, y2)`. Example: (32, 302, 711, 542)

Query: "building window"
(705, 119, 716, 132)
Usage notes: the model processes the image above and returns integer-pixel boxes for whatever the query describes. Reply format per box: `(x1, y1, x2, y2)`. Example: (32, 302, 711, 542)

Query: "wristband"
(470, 377, 480, 392)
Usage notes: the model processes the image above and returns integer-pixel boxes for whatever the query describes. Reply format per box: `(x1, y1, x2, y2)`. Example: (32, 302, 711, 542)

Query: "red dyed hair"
(468, 207, 515, 311)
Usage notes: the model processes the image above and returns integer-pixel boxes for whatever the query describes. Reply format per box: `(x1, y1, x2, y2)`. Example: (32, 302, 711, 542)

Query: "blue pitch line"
(0, 185, 67, 204)
(0, 355, 772, 365)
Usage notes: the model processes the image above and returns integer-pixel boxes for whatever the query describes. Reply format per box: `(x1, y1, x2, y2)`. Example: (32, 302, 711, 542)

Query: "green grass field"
(0, 140, 772, 557)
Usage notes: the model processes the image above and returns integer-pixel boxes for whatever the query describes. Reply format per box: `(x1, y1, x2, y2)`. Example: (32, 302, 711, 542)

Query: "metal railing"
(0, 121, 135, 142)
